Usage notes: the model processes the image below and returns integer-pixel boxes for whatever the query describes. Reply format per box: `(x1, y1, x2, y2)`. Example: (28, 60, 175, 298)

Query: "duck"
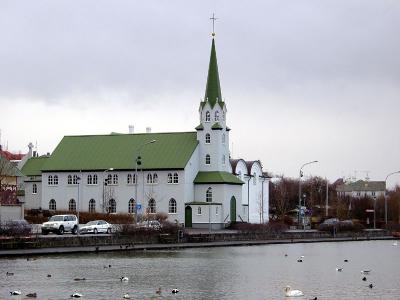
(6, 272, 14, 276)
(297, 259, 303, 262)
(361, 270, 371, 275)
(171, 288, 179, 294)
(336, 267, 343, 272)
(123, 293, 130, 299)
(284, 254, 288, 257)
(344, 259, 349, 262)
(284, 286, 304, 297)
(309, 297, 317, 300)
(120, 276, 129, 282)
(71, 292, 83, 298)
(10, 291, 22, 296)
(47, 274, 52, 278)
(368, 284, 373, 289)
(74, 278, 86, 281)
(156, 287, 162, 295)
(26, 293, 37, 298)
(362, 277, 367, 281)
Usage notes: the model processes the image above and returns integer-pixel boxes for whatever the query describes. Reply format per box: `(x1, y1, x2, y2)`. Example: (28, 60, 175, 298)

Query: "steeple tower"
(204, 38, 223, 108)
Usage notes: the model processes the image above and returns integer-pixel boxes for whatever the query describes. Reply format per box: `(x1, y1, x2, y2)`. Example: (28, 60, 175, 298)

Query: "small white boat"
(284, 286, 304, 297)
(70, 292, 83, 298)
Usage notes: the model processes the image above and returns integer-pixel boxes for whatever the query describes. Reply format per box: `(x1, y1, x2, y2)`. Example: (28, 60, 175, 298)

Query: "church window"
(107, 174, 112, 185)
(48, 175, 53, 185)
(53, 175, 59, 185)
(215, 111, 220, 121)
(222, 133, 225, 144)
(128, 198, 136, 213)
(93, 174, 98, 185)
(49, 199, 56, 210)
(73, 175, 79, 185)
(173, 172, 179, 184)
(89, 199, 96, 213)
(87, 175, 92, 185)
(69, 199, 76, 211)
(113, 174, 118, 185)
(216, 206, 219, 215)
(108, 199, 116, 213)
(205, 111, 210, 122)
(153, 173, 158, 184)
(206, 187, 212, 202)
(205, 154, 211, 165)
(253, 172, 257, 185)
(67, 175, 72, 185)
(167, 173, 173, 184)
(147, 173, 153, 184)
(197, 207, 202, 215)
(205, 133, 211, 144)
(169, 198, 177, 214)
(32, 184, 37, 194)
(148, 198, 156, 214)
(127, 173, 136, 184)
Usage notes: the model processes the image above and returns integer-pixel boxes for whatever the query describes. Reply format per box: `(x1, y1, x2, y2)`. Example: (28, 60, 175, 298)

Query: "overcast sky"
(0, 0, 399, 187)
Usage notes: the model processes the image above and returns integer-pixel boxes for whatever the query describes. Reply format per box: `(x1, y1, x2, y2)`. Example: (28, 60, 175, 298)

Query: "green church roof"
(42, 132, 199, 172)
(211, 122, 223, 130)
(194, 171, 244, 185)
(21, 156, 49, 176)
(204, 38, 223, 108)
(195, 124, 204, 131)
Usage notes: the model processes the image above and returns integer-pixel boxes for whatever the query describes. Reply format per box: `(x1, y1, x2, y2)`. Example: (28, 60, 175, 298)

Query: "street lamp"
(76, 175, 81, 235)
(298, 160, 318, 229)
(134, 140, 156, 223)
(384, 171, 400, 225)
(102, 168, 114, 213)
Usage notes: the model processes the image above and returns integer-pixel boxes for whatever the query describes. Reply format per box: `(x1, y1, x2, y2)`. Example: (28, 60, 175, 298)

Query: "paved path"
(0, 236, 395, 257)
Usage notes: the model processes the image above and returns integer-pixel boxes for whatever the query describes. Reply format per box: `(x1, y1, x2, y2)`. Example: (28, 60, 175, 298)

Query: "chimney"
(128, 125, 134, 134)
(146, 127, 152, 133)
(28, 142, 34, 158)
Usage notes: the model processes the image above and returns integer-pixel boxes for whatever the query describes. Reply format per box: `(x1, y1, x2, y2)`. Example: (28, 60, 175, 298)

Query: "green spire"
(204, 38, 222, 108)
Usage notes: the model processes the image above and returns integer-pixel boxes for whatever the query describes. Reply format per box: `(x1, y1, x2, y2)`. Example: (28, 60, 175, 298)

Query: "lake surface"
(1, 240, 399, 299)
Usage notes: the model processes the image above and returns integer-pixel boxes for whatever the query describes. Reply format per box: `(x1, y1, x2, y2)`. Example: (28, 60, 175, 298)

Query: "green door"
(230, 196, 236, 223)
(185, 206, 192, 228)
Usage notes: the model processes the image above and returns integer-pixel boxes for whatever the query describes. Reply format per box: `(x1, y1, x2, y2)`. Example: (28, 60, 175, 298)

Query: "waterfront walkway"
(0, 235, 395, 257)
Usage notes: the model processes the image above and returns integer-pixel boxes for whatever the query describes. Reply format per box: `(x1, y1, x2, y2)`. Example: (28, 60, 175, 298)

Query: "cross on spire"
(210, 13, 218, 37)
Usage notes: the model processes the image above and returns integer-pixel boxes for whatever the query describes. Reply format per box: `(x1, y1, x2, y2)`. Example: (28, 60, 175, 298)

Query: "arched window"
(69, 199, 76, 211)
(216, 206, 219, 215)
(49, 199, 56, 210)
(32, 184, 37, 194)
(93, 174, 98, 184)
(153, 173, 158, 184)
(215, 111, 220, 121)
(147, 173, 153, 184)
(127, 174, 132, 184)
(205, 133, 211, 144)
(197, 207, 202, 215)
(128, 198, 136, 214)
(113, 174, 118, 185)
(167, 173, 173, 184)
(205, 154, 211, 165)
(73, 175, 79, 185)
(206, 187, 212, 202)
(169, 198, 177, 214)
(48, 175, 53, 185)
(222, 154, 226, 165)
(173, 172, 179, 184)
(205, 111, 210, 122)
(222, 133, 225, 144)
(67, 175, 72, 185)
(53, 175, 58, 185)
(107, 174, 112, 185)
(89, 199, 96, 213)
(253, 172, 257, 185)
(87, 175, 92, 185)
(148, 198, 156, 214)
(108, 199, 116, 213)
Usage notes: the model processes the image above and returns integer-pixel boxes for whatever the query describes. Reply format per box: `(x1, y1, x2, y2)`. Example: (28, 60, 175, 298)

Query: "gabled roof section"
(42, 132, 198, 172)
(194, 171, 244, 185)
(211, 122, 223, 130)
(204, 38, 223, 109)
(21, 156, 49, 176)
(195, 124, 204, 131)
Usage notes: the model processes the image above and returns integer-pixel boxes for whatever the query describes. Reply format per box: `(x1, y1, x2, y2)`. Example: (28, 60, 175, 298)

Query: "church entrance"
(185, 206, 192, 228)
(230, 196, 236, 223)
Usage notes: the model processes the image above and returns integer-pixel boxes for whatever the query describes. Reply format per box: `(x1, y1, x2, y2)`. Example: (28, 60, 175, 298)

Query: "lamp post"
(76, 175, 81, 235)
(298, 160, 318, 229)
(102, 168, 114, 213)
(384, 171, 400, 225)
(134, 140, 156, 224)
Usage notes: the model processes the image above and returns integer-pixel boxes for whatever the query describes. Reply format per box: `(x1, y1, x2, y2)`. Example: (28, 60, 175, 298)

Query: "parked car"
(321, 218, 339, 225)
(41, 214, 78, 235)
(79, 220, 112, 234)
(0, 219, 32, 236)
(139, 220, 162, 230)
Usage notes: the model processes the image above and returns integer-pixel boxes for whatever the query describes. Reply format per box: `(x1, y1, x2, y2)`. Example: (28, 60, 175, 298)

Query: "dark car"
(0, 219, 32, 236)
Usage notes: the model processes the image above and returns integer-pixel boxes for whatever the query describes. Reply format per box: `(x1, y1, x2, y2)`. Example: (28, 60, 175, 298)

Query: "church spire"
(204, 38, 223, 108)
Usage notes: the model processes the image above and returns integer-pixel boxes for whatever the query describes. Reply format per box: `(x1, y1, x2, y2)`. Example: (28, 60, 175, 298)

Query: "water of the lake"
(1, 240, 399, 299)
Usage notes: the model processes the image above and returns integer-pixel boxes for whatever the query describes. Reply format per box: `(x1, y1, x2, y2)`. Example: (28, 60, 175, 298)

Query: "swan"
(120, 276, 129, 282)
(71, 292, 83, 298)
(171, 288, 179, 294)
(336, 268, 343, 272)
(123, 293, 130, 299)
(10, 291, 21, 296)
(284, 286, 304, 297)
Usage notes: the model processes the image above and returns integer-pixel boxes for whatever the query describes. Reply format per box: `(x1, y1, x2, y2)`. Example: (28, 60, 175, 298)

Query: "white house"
(20, 36, 270, 228)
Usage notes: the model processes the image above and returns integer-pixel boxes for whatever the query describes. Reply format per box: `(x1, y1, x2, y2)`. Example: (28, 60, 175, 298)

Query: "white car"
(41, 215, 78, 235)
(79, 220, 112, 234)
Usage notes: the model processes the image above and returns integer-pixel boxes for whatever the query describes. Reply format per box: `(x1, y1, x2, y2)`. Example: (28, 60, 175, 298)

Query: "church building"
(20, 36, 270, 228)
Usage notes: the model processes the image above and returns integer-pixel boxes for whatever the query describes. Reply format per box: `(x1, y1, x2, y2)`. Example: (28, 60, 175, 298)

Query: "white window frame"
(173, 172, 179, 184)
(205, 133, 211, 144)
(167, 173, 173, 184)
(205, 111, 211, 122)
(169, 198, 177, 214)
(215, 111, 220, 121)
(49, 199, 56, 210)
(89, 199, 96, 213)
(197, 206, 202, 215)
(205, 154, 211, 165)
(32, 183, 37, 194)
(206, 187, 212, 202)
